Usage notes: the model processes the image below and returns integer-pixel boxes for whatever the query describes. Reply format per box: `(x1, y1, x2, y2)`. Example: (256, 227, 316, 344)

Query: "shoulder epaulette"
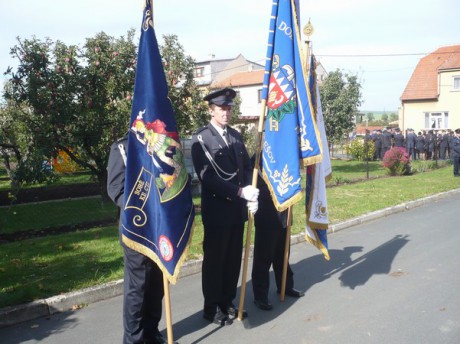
(194, 126, 207, 135)
(116, 135, 128, 143)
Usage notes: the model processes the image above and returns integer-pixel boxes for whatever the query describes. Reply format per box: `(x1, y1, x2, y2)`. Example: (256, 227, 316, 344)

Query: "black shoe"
(254, 299, 273, 311)
(223, 304, 248, 319)
(203, 309, 233, 326)
(144, 332, 172, 344)
(277, 288, 305, 298)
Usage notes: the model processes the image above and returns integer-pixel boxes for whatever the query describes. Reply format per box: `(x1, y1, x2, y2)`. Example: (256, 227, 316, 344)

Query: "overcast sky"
(1, 0, 459, 111)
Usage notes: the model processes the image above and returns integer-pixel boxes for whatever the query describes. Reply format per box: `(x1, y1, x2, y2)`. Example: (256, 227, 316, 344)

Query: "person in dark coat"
(415, 131, 426, 160)
(447, 129, 454, 159)
(439, 130, 449, 160)
(452, 128, 460, 177)
(425, 130, 435, 160)
(107, 135, 167, 344)
(252, 163, 304, 311)
(393, 128, 405, 148)
(191, 88, 258, 326)
(372, 130, 383, 160)
(406, 128, 416, 160)
(382, 128, 393, 157)
(434, 131, 442, 160)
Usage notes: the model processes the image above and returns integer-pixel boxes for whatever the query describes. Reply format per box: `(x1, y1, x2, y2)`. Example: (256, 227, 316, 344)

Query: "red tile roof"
(212, 69, 265, 88)
(355, 125, 384, 135)
(400, 45, 460, 101)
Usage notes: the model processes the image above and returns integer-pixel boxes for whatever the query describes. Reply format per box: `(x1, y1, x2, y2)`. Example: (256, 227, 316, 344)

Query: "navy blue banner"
(261, 0, 322, 211)
(121, 0, 194, 284)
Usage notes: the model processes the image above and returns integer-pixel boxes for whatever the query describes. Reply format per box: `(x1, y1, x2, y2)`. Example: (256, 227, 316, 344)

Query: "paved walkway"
(1, 189, 460, 343)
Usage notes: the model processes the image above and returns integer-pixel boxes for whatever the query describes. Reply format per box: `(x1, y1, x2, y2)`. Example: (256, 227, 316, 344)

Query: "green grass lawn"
(0, 198, 118, 234)
(0, 171, 96, 191)
(0, 226, 123, 308)
(0, 161, 459, 308)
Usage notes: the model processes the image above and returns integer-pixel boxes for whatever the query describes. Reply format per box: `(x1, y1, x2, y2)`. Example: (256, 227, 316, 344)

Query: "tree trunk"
(98, 168, 110, 203)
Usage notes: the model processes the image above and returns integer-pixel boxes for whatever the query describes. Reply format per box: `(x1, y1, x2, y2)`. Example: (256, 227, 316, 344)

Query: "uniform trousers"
(202, 222, 244, 313)
(123, 245, 164, 344)
(453, 155, 460, 176)
(252, 220, 294, 301)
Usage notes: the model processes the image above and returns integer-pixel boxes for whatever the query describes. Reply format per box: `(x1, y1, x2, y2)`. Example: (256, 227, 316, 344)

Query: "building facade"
(193, 54, 327, 119)
(399, 45, 460, 132)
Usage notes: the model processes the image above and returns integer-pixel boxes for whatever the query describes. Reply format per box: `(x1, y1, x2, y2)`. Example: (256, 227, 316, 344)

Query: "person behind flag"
(107, 135, 167, 344)
(191, 88, 258, 326)
(452, 128, 460, 177)
(252, 158, 304, 311)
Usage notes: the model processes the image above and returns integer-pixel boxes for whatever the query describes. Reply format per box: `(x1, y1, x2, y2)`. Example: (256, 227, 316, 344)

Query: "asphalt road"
(2, 192, 460, 343)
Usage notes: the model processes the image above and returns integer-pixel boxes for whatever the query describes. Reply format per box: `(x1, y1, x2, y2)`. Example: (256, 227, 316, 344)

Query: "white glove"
(247, 201, 258, 214)
(240, 185, 259, 201)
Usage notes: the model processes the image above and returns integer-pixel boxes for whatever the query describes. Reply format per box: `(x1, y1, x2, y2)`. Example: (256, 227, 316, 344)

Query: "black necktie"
(222, 130, 229, 146)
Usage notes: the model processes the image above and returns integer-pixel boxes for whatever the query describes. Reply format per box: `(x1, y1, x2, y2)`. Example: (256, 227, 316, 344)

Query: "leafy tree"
(366, 113, 374, 122)
(381, 113, 388, 122)
(3, 31, 137, 197)
(0, 101, 28, 186)
(319, 69, 362, 144)
(160, 34, 209, 136)
(389, 113, 398, 122)
(3, 32, 205, 197)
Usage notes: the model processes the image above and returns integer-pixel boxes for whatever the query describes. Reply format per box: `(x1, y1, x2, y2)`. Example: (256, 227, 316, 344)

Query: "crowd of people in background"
(368, 127, 457, 162)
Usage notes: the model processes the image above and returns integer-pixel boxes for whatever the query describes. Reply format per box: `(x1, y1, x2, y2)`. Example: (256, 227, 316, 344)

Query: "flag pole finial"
(303, 18, 314, 43)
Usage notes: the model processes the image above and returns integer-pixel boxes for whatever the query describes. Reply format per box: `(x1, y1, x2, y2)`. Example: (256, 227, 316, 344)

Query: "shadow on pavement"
(1, 311, 77, 344)
(241, 235, 410, 328)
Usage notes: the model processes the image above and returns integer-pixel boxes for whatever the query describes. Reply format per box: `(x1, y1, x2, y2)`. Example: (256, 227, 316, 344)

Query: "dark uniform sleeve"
(251, 155, 290, 228)
(453, 137, 460, 156)
(107, 137, 127, 208)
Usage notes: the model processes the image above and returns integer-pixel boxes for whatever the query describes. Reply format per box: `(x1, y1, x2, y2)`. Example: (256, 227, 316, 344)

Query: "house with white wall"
(399, 45, 460, 132)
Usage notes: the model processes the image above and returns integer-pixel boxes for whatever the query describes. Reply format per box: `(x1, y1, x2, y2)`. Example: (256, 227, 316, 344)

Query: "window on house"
(194, 67, 204, 78)
(258, 89, 263, 103)
(424, 112, 449, 129)
(453, 76, 460, 90)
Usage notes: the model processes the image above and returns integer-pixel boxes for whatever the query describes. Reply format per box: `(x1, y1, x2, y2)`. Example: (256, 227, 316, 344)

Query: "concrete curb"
(2, 188, 459, 328)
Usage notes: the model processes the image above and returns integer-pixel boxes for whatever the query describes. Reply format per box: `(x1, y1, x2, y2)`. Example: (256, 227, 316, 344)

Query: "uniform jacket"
(191, 123, 252, 227)
(255, 170, 290, 229)
(415, 135, 425, 151)
(373, 134, 382, 149)
(393, 133, 405, 147)
(406, 132, 416, 149)
(107, 135, 128, 208)
(382, 131, 392, 148)
(452, 135, 460, 158)
(425, 133, 435, 152)
(440, 134, 449, 149)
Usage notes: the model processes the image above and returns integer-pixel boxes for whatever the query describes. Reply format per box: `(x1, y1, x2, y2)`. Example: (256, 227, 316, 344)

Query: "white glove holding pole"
(240, 185, 259, 201)
(247, 200, 258, 214)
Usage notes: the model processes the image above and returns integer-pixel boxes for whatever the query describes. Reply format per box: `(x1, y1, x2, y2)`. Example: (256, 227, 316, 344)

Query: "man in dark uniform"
(382, 128, 392, 157)
(393, 128, 405, 148)
(406, 128, 416, 160)
(447, 129, 454, 159)
(452, 128, 460, 177)
(252, 165, 304, 311)
(439, 130, 449, 160)
(107, 135, 166, 344)
(191, 88, 258, 326)
(425, 130, 435, 160)
(373, 129, 383, 160)
(416, 131, 426, 160)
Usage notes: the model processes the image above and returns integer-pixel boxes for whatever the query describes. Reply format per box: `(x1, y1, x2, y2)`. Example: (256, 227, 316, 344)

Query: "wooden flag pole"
(279, 206, 293, 301)
(238, 99, 267, 321)
(163, 276, 174, 344)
